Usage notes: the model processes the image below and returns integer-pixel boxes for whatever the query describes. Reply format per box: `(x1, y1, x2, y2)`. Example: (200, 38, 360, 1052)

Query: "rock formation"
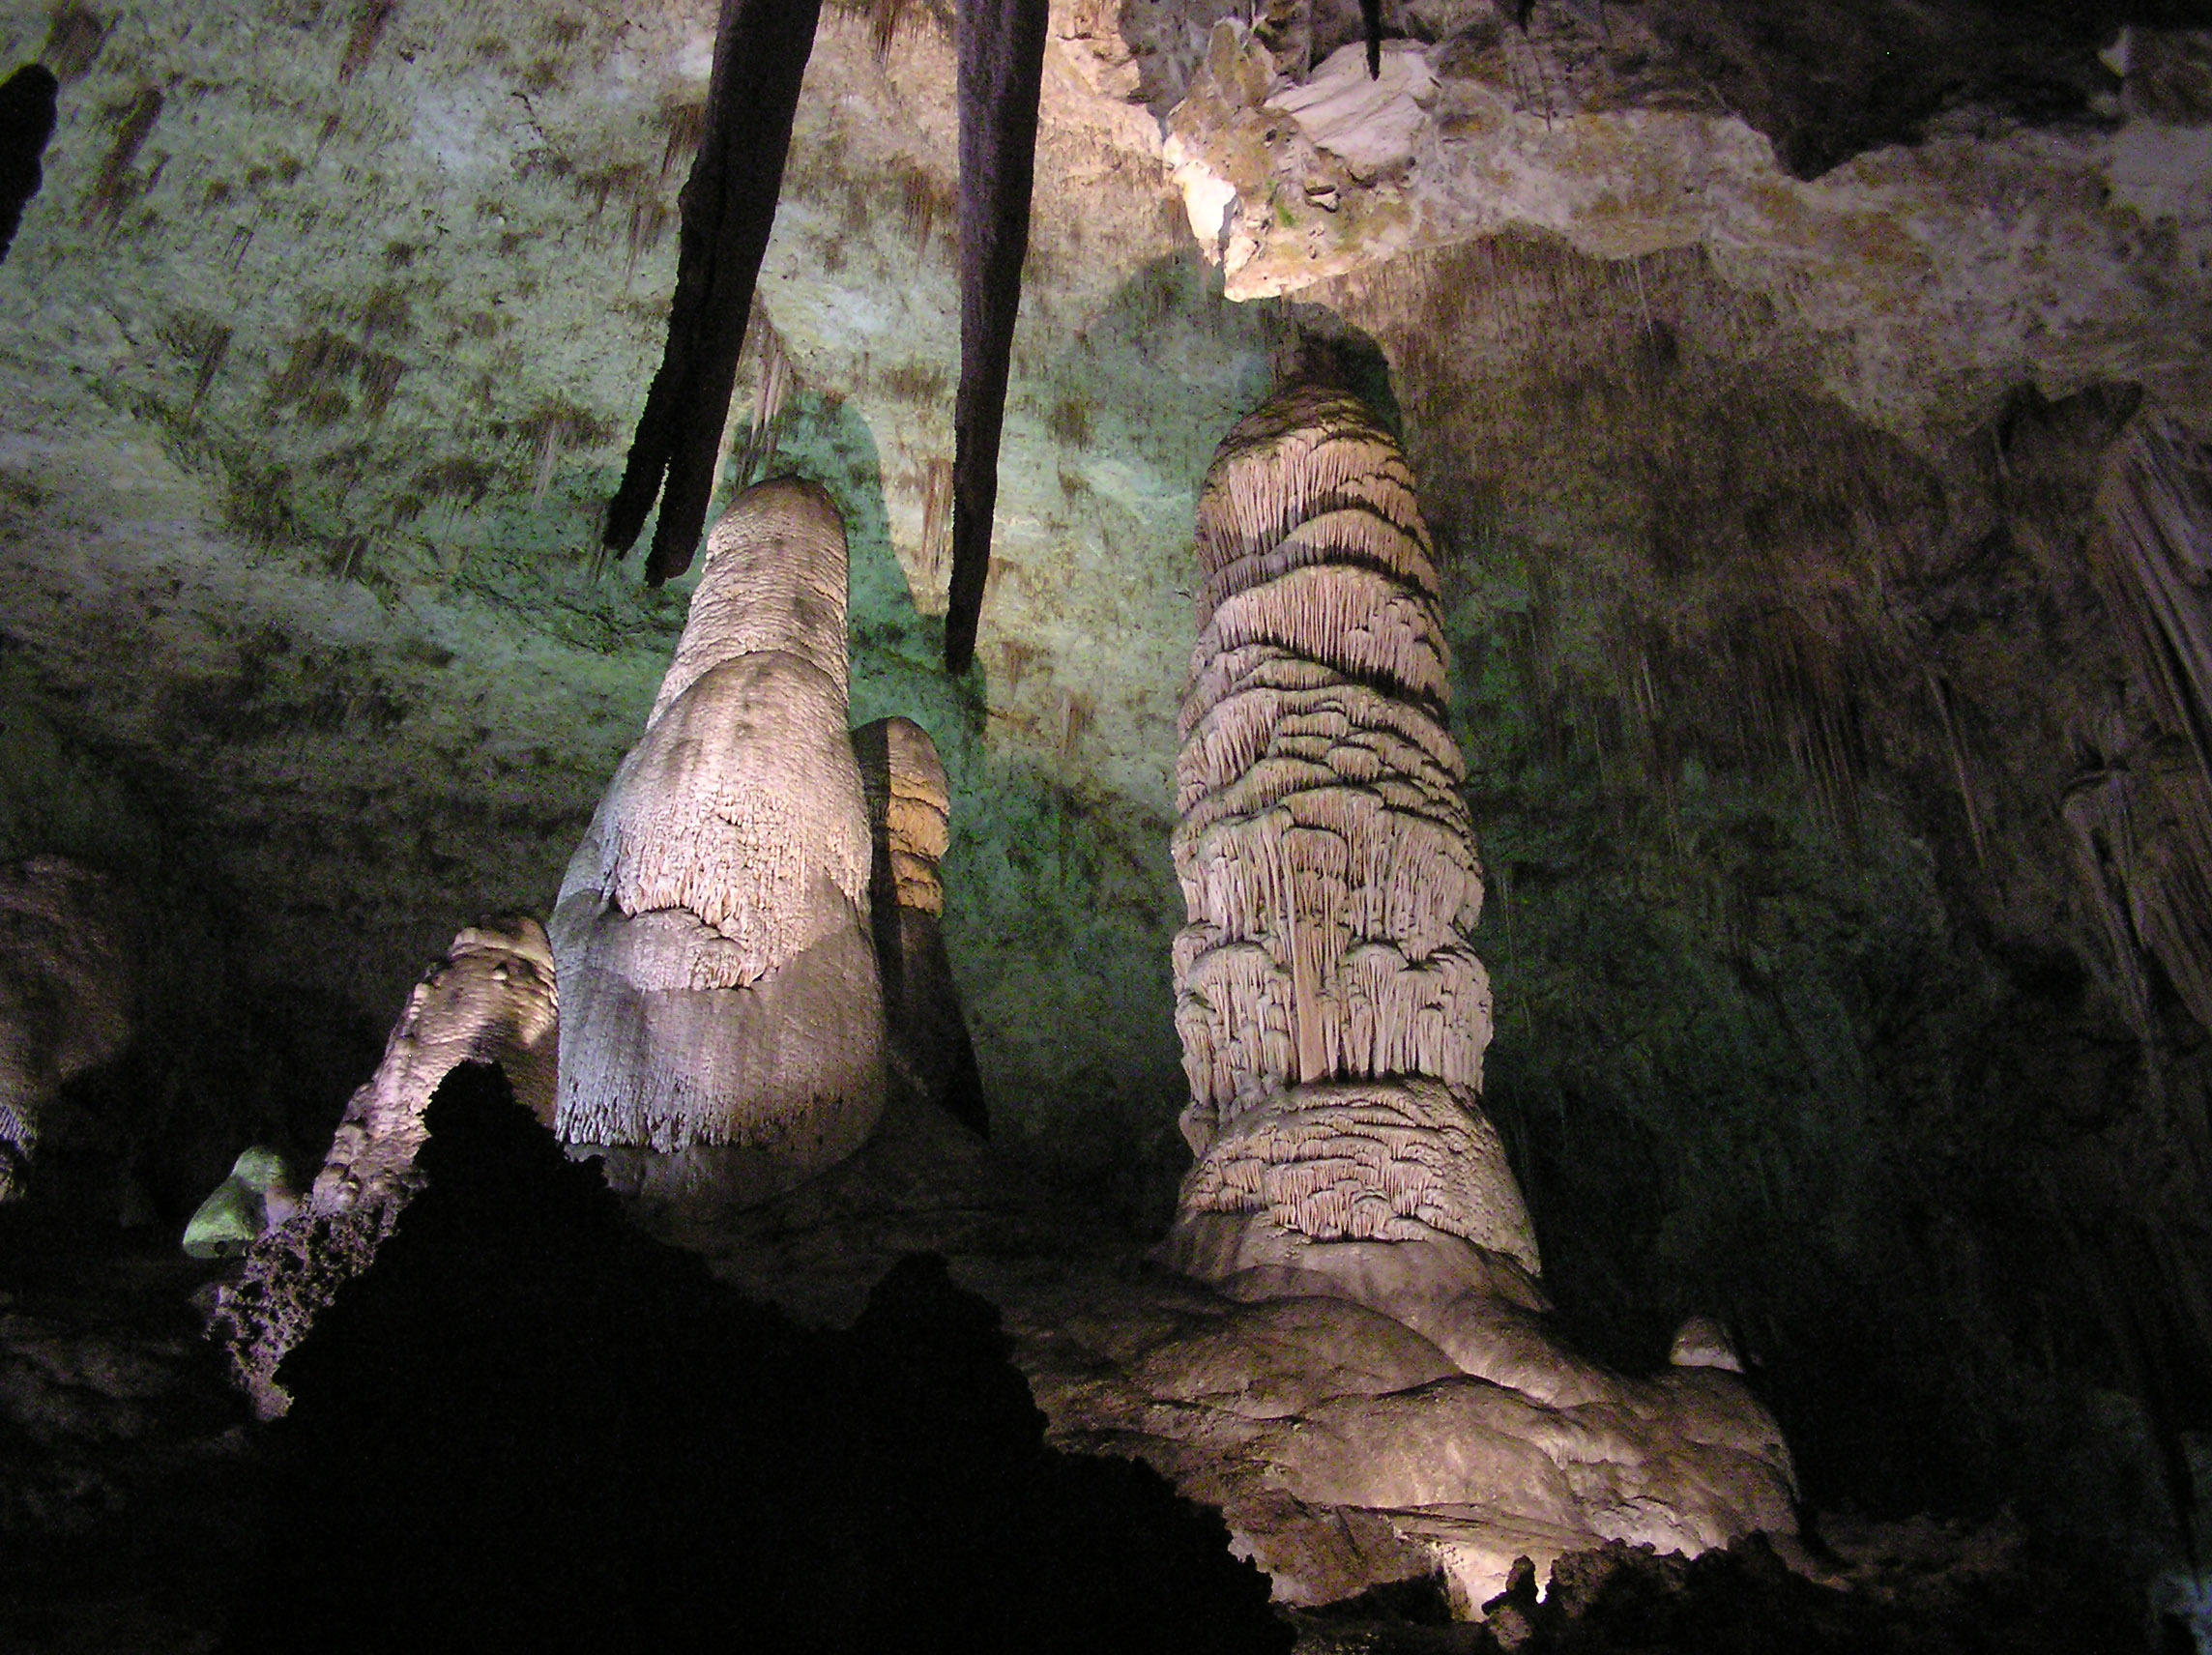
(944, 0, 1050, 671)
(852, 715, 986, 1135)
(1151, 384, 1798, 1610)
(0, 856, 132, 1202)
(602, 0, 822, 584)
(2075, 408, 2212, 1034)
(309, 915, 560, 1213)
(182, 1146, 298, 1260)
(1162, 383, 1525, 1276)
(553, 477, 885, 1210)
(205, 915, 560, 1415)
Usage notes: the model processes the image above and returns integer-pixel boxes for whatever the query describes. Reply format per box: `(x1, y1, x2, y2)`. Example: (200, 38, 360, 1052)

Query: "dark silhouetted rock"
(229, 1060, 1290, 1655)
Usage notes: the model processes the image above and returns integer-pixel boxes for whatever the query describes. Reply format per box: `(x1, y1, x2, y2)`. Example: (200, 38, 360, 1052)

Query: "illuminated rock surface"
(553, 478, 885, 1209)
(203, 915, 560, 1416)
(0, 0, 2210, 1645)
(854, 713, 988, 1135)
(1134, 384, 1797, 1608)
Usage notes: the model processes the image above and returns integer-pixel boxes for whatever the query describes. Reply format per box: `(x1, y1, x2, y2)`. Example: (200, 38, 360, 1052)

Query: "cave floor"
(0, 1100, 2168, 1654)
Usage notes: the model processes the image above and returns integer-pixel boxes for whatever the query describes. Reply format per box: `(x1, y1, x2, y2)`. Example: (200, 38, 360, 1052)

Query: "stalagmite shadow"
(229, 1060, 1291, 1655)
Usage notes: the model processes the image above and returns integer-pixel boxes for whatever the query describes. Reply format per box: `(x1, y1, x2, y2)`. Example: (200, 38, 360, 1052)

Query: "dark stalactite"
(945, 0, 1049, 674)
(0, 64, 58, 265)
(1361, 0, 1382, 76)
(602, 0, 820, 586)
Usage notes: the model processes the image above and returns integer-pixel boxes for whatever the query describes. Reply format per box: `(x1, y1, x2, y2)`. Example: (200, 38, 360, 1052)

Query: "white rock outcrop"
(207, 915, 562, 1416)
(552, 478, 886, 1208)
(309, 915, 560, 1214)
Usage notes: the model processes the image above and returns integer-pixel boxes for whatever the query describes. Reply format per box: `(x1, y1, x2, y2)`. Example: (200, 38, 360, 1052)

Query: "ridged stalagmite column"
(1161, 385, 1537, 1284)
(1139, 385, 1799, 1612)
(552, 478, 886, 1208)
(852, 716, 987, 1135)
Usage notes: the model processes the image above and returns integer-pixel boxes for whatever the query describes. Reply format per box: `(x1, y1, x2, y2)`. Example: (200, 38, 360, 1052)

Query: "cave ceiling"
(0, 0, 2209, 1172)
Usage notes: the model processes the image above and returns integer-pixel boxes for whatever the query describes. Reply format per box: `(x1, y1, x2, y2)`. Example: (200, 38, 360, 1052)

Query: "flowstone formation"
(1126, 385, 1798, 1609)
(852, 716, 986, 1136)
(205, 916, 560, 1416)
(0, 856, 132, 1203)
(553, 478, 885, 1211)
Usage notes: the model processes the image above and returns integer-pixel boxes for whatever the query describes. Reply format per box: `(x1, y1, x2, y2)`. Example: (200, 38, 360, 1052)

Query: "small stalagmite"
(207, 915, 560, 1416)
(852, 715, 986, 1135)
(552, 478, 886, 1209)
(309, 916, 559, 1213)
(1149, 383, 1798, 1610)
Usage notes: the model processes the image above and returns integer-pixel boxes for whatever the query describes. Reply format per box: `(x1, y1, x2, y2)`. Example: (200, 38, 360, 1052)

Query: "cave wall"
(2, 0, 2211, 1569)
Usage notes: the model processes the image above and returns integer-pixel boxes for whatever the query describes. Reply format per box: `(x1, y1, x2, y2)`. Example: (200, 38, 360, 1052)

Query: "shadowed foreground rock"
(229, 1061, 1290, 1655)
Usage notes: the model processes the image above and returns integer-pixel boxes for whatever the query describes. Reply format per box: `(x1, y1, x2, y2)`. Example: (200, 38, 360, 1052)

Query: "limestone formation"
(308, 915, 559, 1214)
(2081, 409, 2212, 1032)
(205, 915, 560, 1416)
(1151, 384, 1797, 1611)
(182, 1147, 297, 1260)
(554, 478, 885, 1207)
(853, 716, 986, 1135)
(1163, 384, 1522, 1261)
(0, 856, 133, 1202)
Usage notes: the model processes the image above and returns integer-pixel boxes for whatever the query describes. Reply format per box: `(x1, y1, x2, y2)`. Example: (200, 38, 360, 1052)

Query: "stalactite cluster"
(2079, 410, 2212, 1033)
(1167, 384, 1530, 1267)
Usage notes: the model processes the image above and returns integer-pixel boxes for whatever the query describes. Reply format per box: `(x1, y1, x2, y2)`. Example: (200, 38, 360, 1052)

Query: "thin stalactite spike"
(603, 0, 821, 576)
(945, 0, 1050, 671)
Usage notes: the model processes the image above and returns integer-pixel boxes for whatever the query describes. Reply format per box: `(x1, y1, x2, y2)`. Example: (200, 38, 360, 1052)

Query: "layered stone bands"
(1170, 385, 1529, 1265)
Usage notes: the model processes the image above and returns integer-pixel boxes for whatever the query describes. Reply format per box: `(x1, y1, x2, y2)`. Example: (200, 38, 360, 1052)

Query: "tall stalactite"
(602, 0, 820, 585)
(0, 63, 59, 265)
(945, 0, 1049, 673)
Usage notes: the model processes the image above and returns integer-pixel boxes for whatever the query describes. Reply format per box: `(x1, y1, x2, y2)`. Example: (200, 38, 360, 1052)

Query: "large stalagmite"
(553, 478, 886, 1208)
(1153, 385, 1798, 1610)
(1162, 384, 1525, 1272)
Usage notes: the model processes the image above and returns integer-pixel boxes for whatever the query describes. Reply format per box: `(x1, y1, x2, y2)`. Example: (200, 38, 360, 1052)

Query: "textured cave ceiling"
(4, 0, 2212, 1535)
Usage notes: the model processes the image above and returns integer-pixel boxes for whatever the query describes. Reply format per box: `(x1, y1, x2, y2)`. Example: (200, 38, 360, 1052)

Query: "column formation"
(1165, 386, 1537, 1275)
(852, 716, 987, 1135)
